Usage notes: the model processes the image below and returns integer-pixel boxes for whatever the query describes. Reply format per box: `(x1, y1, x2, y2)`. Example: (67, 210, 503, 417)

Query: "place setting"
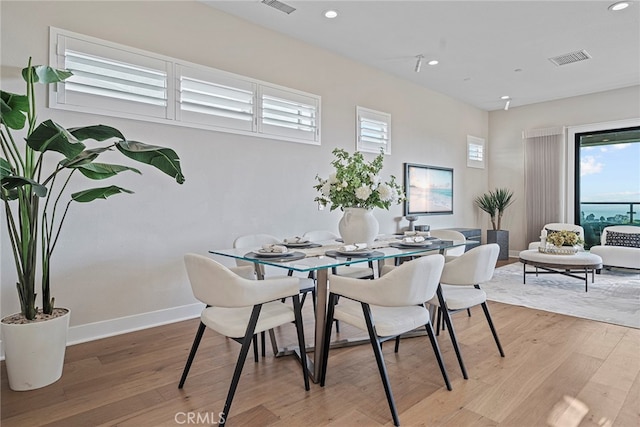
(390, 232, 440, 249)
(245, 244, 306, 261)
(279, 236, 322, 249)
(324, 243, 384, 259)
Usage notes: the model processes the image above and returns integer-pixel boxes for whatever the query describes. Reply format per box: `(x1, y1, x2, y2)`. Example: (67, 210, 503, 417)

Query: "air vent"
(548, 50, 592, 66)
(261, 0, 296, 14)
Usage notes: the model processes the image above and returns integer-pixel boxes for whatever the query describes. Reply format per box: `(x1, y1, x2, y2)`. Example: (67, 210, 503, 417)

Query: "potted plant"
(474, 188, 514, 260)
(313, 148, 404, 245)
(1, 58, 185, 390)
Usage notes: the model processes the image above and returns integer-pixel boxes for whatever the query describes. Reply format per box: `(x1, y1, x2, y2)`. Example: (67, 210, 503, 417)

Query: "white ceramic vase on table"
(338, 207, 379, 247)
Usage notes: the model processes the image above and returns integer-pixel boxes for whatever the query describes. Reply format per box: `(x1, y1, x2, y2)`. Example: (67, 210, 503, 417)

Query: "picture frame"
(403, 163, 454, 215)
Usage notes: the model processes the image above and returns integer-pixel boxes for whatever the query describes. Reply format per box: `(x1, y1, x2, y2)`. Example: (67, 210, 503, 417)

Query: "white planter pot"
(338, 207, 379, 247)
(1, 308, 70, 391)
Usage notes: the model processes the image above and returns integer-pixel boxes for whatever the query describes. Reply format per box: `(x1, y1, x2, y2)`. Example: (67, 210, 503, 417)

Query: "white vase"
(1, 308, 70, 391)
(338, 207, 379, 246)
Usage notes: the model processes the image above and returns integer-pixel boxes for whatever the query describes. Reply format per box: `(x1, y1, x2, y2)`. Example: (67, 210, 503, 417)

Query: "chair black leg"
(361, 302, 400, 427)
(261, 331, 266, 357)
(424, 321, 452, 391)
(436, 286, 468, 380)
(320, 293, 338, 386)
(480, 302, 505, 357)
(292, 294, 310, 391)
(467, 308, 472, 317)
(219, 304, 262, 427)
(394, 335, 400, 353)
(178, 321, 207, 388)
(435, 307, 442, 336)
(252, 334, 259, 363)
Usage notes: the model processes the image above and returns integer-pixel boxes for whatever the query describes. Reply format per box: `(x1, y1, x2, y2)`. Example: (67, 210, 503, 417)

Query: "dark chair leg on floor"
(178, 321, 206, 388)
(435, 307, 442, 336)
(480, 302, 505, 357)
(362, 302, 400, 427)
(219, 304, 262, 427)
(424, 321, 452, 390)
(291, 294, 310, 391)
(394, 335, 401, 353)
(467, 308, 472, 317)
(437, 286, 468, 380)
(252, 334, 259, 363)
(320, 293, 338, 386)
(261, 331, 266, 357)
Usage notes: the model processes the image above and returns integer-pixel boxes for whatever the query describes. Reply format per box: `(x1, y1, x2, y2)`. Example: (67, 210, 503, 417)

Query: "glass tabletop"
(209, 236, 475, 273)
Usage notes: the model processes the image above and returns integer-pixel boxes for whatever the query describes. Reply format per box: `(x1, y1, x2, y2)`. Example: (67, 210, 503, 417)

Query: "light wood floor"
(2, 260, 639, 426)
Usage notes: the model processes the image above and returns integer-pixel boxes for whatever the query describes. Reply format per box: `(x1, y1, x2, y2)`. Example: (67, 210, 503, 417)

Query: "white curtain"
(523, 126, 566, 245)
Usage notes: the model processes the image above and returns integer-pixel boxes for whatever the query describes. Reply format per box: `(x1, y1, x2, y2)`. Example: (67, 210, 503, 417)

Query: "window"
(49, 27, 320, 145)
(467, 135, 485, 168)
(356, 106, 391, 154)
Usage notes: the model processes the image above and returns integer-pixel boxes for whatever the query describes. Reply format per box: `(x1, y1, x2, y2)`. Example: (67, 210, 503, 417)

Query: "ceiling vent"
(548, 50, 592, 66)
(261, 0, 296, 14)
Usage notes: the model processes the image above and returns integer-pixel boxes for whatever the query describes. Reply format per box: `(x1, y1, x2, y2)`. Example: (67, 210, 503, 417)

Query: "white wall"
(489, 86, 640, 253)
(1, 1, 489, 341)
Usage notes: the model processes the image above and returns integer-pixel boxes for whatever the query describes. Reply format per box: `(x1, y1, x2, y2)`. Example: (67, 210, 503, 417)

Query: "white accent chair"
(589, 225, 640, 270)
(179, 254, 309, 426)
(428, 243, 504, 380)
(430, 229, 467, 260)
(320, 255, 451, 427)
(529, 223, 585, 249)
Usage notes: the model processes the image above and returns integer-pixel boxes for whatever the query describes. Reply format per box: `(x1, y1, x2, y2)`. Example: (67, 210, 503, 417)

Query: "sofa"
(589, 225, 640, 270)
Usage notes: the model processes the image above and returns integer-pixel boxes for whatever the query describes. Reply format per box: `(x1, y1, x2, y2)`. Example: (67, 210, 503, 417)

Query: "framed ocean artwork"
(403, 163, 453, 215)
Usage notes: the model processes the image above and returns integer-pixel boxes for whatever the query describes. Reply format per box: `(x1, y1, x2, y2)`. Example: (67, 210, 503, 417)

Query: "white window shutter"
(357, 106, 391, 154)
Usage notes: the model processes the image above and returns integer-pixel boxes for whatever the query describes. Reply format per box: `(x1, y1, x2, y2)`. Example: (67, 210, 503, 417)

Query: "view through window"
(575, 126, 640, 248)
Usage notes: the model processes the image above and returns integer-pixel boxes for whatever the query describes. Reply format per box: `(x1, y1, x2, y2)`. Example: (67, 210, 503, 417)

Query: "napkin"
(404, 231, 431, 237)
(260, 244, 288, 253)
(403, 236, 426, 243)
(339, 243, 368, 252)
(284, 236, 309, 244)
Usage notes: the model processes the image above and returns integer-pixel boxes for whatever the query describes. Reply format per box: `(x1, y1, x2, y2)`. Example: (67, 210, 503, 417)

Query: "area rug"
(483, 262, 640, 328)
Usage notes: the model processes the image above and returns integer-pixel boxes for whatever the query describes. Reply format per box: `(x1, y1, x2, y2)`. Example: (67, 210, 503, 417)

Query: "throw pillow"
(605, 231, 640, 248)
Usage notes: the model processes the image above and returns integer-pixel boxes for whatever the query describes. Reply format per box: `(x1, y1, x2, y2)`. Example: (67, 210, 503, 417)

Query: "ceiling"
(202, 0, 640, 111)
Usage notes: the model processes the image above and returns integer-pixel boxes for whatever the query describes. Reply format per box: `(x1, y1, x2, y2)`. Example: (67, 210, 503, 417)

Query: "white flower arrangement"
(313, 148, 404, 211)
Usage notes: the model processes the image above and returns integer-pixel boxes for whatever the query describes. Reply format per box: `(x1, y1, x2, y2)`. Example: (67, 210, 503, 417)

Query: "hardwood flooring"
(2, 258, 639, 426)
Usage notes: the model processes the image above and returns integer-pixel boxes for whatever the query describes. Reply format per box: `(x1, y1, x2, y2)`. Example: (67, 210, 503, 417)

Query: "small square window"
(467, 135, 485, 169)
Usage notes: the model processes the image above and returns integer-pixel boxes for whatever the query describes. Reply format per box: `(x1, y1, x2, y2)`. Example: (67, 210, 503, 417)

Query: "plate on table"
(398, 241, 433, 247)
(335, 249, 374, 257)
(253, 250, 296, 258)
(282, 241, 315, 248)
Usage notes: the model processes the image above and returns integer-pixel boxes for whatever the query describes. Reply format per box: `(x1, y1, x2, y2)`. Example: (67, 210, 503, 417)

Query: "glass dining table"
(209, 235, 474, 383)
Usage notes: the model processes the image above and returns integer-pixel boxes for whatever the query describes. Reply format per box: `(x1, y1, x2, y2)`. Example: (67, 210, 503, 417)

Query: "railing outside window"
(579, 202, 639, 248)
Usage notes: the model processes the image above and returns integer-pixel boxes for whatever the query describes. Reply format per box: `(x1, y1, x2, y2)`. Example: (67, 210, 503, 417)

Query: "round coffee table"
(518, 249, 603, 292)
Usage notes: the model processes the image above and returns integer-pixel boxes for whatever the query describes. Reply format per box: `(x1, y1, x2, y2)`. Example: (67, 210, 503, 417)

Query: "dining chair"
(430, 229, 467, 259)
(428, 243, 505, 380)
(179, 254, 309, 427)
(320, 255, 451, 427)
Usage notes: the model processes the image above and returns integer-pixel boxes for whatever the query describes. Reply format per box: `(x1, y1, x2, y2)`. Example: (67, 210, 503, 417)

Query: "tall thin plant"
(474, 188, 514, 230)
(1, 58, 185, 320)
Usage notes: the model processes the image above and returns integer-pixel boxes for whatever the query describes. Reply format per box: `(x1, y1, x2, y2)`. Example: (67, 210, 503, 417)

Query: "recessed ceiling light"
(608, 1, 630, 11)
(500, 95, 510, 100)
(427, 60, 439, 66)
(324, 9, 338, 18)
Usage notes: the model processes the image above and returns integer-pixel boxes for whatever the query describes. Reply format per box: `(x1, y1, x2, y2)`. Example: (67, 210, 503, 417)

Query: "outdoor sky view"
(580, 140, 640, 222)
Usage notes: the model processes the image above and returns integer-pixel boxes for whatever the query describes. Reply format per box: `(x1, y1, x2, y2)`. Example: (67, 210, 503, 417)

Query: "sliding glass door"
(574, 126, 640, 248)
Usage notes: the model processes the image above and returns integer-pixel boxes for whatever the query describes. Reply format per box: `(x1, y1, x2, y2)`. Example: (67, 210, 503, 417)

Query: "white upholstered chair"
(428, 243, 504, 380)
(430, 229, 467, 258)
(528, 223, 586, 249)
(320, 255, 451, 427)
(179, 254, 309, 427)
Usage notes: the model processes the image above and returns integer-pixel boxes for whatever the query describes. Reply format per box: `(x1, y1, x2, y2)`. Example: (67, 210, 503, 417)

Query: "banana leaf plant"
(1, 58, 185, 321)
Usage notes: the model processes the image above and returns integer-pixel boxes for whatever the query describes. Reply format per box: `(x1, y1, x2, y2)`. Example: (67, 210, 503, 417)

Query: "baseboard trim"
(0, 303, 203, 360)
